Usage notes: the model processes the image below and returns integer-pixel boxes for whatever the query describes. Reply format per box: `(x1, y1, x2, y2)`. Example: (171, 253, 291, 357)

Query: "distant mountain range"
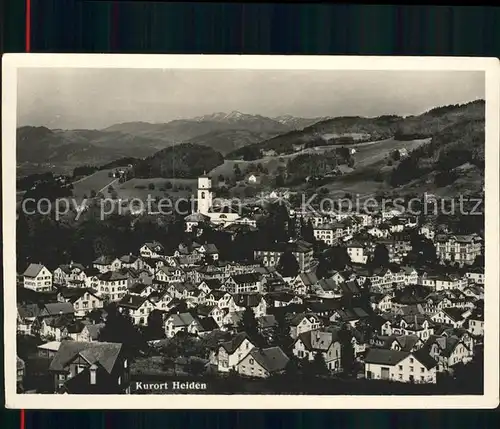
(17, 112, 327, 175)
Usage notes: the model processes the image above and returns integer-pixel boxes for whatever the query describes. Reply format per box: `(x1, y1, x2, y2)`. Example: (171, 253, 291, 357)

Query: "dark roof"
(220, 332, 252, 354)
(232, 293, 263, 308)
(413, 349, 438, 370)
(442, 307, 466, 322)
(49, 341, 122, 374)
(198, 317, 218, 332)
(248, 347, 289, 373)
(42, 302, 75, 316)
(117, 294, 148, 310)
(18, 303, 42, 319)
(98, 271, 129, 281)
(364, 348, 410, 366)
(119, 254, 139, 264)
(23, 263, 46, 278)
(232, 273, 261, 284)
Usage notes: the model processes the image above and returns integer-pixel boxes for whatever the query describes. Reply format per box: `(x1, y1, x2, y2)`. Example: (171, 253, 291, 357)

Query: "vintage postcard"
(3, 54, 499, 409)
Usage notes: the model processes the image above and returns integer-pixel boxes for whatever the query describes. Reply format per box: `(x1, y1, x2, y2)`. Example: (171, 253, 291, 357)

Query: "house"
(195, 244, 220, 262)
(117, 294, 156, 326)
(291, 271, 319, 295)
(212, 332, 256, 372)
(465, 268, 485, 285)
(236, 346, 289, 378)
(205, 289, 232, 310)
(466, 308, 484, 337)
(435, 234, 482, 266)
(330, 307, 369, 327)
(288, 313, 321, 339)
(228, 293, 267, 318)
(347, 242, 369, 264)
(225, 273, 262, 294)
(40, 315, 74, 341)
(53, 262, 87, 286)
(370, 293, 393, 313)
(419, 224, 436, 241)
(119, 254, 145, 271)
(39, 302, 75, 318)
(37, 341, 61, 359)
(17, 303, 42, 335)
(313, 278, 342, 298)
(165, 312, 200, 338)
(80, 323, 105, 342)
(97, 271, 131, 301)
(254, 240, 314, 272)
(292, 329, 342, 372)
(93, 256, 115, 273)
(402, 266, 418, 285)
(387, 335, 423, 352)
(129, 282, 157, 298)
(431, 307, 467, 329)
(425, 334, 473, 372)
(155, 266, 186, 284)
(139, 241, 165, 259)
(381, 314, 434, 341)
(22, 263, 53, 292)
(196, 304, 224, 327)
(58, 288, 104, 317)
(364, 348, 437, 383)
(367, 226, 390, 239)
(49, 340, 130, 394)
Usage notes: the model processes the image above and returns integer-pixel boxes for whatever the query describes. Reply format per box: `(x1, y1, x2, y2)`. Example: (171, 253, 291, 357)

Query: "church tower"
(197, 174, 213, 214)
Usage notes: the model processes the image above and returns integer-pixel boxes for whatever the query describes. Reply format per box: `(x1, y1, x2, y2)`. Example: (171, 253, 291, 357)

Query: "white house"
(23, 263, 53, 292)
(347, 243, 369, 264)
(211, 332, 256, 372)
(364, 348, 437, 383)
(292, 330, 342, 372)
(289, 313, 321, 339)
(140, 242, 165, 259)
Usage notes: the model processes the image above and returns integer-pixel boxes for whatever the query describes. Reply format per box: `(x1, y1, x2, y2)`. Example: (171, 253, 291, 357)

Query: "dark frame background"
(2, 1, 500, 428)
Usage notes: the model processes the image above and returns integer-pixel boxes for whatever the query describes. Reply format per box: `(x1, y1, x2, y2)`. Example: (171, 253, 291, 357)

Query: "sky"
(17, 68, 485, 130)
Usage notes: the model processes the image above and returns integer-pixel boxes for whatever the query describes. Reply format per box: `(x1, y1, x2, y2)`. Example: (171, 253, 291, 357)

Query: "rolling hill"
(226, 100, 485, 161)
(133, 143, 224, 179)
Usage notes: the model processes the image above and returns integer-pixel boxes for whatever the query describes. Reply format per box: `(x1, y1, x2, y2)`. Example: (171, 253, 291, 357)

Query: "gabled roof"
(196, 304, 218, 317)
(18, 303, 42, 319)
(257, 315, 277, 330)
(231, 273, 261, 284)
(298, 271, 319, 286)
(57, 263, 86, 274)
(117, 294, 149, 310)
(142, 241, 164, 252)
(247, 347, 289, 373)
(42, 302, 75, 316)
(23, 263, 47, 278)
(288, 312, 318, 327)
(390, 335, 421, 352)
(364, 348, 410, 366)
(119, 254, 139, 264)
(198, 317, 218, 332)
(98, 271, 129, 281)
(220, 332, 252, 354)
(49, 341, 122, 374)
(442, 307, 466, 322)
(169, 312, 196, 327)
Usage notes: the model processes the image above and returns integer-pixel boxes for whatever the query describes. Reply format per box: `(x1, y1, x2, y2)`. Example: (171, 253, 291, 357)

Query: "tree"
(391, 149, 401, 161)
(108, 185, 114, 193)
(233, 164, 243, 180)
(90, 190, 97, 198)
(310, 352, 330, 376)
(272, 312, 292, 351)
(277, 251, 300, 278)
(238, 307, 259, 337)
(148, 183, 155, 190)
(338, 325, 355, 376)
(98, 304, 148, 354)
(275, 174, 285, 187)
(372, 244, 389, 267)
(300, 219, 315, 243)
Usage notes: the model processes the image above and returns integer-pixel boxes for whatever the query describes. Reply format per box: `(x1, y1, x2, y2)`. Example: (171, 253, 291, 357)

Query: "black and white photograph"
(3, 54, 499, 409)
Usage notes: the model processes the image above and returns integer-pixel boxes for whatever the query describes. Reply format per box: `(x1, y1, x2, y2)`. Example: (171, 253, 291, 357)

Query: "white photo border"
(3, 54, 499, 409)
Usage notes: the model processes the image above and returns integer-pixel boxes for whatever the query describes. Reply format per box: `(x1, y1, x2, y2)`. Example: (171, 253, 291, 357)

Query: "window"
(249, 358, 254, 365)
(398, 374, 403, 380)
(409, 358, 414, 364)
(124, 359, 128, 369)
(398, 365, 403, 371)
(420, 376, 425, 381)
(420, 367, 425, 373)
(410, 366, 414, 372)
(118, 376, 121, 385)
